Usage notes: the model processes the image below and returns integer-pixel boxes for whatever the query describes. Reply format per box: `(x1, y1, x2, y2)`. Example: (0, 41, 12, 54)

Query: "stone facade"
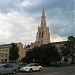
(0, 44, 11, 63)
(0, 42, 25, 63)
(16, 42, 25, 62)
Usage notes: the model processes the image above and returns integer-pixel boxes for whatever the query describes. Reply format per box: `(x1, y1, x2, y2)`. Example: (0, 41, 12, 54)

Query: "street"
(15, 66, 75, 75)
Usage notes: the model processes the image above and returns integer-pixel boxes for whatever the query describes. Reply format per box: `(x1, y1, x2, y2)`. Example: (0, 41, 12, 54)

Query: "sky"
(0, 0, 74, 45)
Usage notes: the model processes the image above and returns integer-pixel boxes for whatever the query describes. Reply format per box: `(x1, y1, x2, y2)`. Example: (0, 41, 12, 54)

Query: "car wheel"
(0, 72, 1, 74)
(29, 68, 33, 72)
(39, 68, 42, 71)
(12, 70, 16, 74)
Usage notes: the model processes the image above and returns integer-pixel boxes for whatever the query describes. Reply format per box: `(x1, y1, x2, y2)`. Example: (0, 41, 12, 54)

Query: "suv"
(0, 63, 17, 74)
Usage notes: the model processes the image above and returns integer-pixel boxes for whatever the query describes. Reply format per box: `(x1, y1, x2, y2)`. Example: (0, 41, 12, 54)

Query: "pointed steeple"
(36, 6, 50, 46)
(41, 6, 46, 28)
(42, 6, 45, 17)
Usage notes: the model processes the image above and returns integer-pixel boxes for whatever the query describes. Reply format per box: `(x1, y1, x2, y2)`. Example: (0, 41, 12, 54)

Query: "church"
(26, 6, 51, 50)
(25, 7, 73, 63)
(36, 6, 50, 46)
(27, 7, 64, 48)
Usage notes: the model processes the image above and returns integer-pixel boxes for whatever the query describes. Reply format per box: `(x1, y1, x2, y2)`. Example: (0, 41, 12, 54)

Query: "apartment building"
(0, 42, 25, 63)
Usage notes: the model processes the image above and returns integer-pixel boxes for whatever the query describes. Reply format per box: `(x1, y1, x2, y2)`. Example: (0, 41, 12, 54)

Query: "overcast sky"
(0, 0, 74, 45)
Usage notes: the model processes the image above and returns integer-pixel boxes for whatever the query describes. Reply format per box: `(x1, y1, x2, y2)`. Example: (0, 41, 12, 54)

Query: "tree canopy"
(61, 36, 75, 62)
(9, 43, 19, 62)
(22, 43, 61, 65)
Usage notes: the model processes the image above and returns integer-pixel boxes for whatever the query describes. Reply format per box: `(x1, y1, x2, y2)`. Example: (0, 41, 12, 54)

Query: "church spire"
(42, 6, 45, 17)
(36, 6, 50, 46)
(41, 6, 46, 28)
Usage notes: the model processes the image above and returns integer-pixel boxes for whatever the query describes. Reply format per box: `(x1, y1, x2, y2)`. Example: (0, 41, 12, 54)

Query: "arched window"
(42, 31, 43, 38)
(39, 31, 41, 38)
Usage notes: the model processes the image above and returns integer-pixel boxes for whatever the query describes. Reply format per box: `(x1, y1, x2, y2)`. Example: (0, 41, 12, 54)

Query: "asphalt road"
(15, 66, 75, 75)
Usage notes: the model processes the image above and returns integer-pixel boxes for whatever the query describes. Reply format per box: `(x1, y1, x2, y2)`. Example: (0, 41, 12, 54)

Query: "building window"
(5, 59, 7, 62)
(5, 54, 8, 57)
(2, 50, 4, 52)
(42, 31, 43, 38)
(1, 59, 3, 63)
(5, 49, 8, 52)
(1, 53, 4, 57)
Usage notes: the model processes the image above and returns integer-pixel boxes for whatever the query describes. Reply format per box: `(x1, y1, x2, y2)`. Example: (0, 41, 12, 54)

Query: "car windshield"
(0, 64, 4, 68)
(0, 65, 2, 68)
(26, 64, 34, 67)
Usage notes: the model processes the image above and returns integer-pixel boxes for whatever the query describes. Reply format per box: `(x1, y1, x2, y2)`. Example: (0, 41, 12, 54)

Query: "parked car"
(0, 63, 18, 74)
(19, 62, 28, 67)
(20, 63, 42, 72)
(18, 62, 28, 71)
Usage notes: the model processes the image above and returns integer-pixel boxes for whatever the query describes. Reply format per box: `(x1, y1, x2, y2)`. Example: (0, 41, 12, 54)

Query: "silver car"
(0, 63, 17, 74)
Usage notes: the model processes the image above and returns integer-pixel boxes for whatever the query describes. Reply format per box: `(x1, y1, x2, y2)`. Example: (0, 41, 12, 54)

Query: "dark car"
(19, 62, 28, 67)
(18, 62, 28, 71)
(0, 63, 17, 74)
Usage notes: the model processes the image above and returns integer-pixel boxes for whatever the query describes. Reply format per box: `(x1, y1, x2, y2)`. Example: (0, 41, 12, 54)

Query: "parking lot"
(0, 63, 75, 75)
(15, 66, 75, 75)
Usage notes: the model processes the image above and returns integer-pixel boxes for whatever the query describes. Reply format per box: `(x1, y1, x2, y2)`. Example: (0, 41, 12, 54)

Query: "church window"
(42, 31, 43, 38)
(39, 31, 41, 38)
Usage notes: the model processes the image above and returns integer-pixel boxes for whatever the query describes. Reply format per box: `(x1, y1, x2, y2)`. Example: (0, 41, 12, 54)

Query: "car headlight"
(20, 67, 24, 70)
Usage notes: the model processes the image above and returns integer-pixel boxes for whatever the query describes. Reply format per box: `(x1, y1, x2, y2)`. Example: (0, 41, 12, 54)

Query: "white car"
(20, 63, 42, 72)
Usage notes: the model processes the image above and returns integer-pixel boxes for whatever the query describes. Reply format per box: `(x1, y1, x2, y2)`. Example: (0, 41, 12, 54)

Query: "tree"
(9, 43, 19, 62)
(22, 43, 61, 65)
(61, 36, 75, 62)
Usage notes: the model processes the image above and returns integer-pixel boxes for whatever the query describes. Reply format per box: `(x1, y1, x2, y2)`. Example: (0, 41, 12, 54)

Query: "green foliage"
(61, 36, 75, 62)
(9, 43, 19, 62)
(22, 43, 61, 65)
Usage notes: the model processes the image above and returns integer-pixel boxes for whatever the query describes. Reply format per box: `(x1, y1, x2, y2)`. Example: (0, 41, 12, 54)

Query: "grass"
(43, 63, 75, 67)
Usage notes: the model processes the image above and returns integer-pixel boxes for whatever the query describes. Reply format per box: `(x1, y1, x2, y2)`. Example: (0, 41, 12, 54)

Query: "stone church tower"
(36, 7, 50, 46)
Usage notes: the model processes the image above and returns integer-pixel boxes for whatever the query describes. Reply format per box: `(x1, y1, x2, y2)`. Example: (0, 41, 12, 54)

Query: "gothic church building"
(35, 7, 50, 46)
(25, 7, 73, 63)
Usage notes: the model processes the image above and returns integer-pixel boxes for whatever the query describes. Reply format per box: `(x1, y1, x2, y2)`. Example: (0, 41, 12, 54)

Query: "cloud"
(0, 11, 38, 44)
(0, 0, 74, 45)
(51, 35, 67, 42)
